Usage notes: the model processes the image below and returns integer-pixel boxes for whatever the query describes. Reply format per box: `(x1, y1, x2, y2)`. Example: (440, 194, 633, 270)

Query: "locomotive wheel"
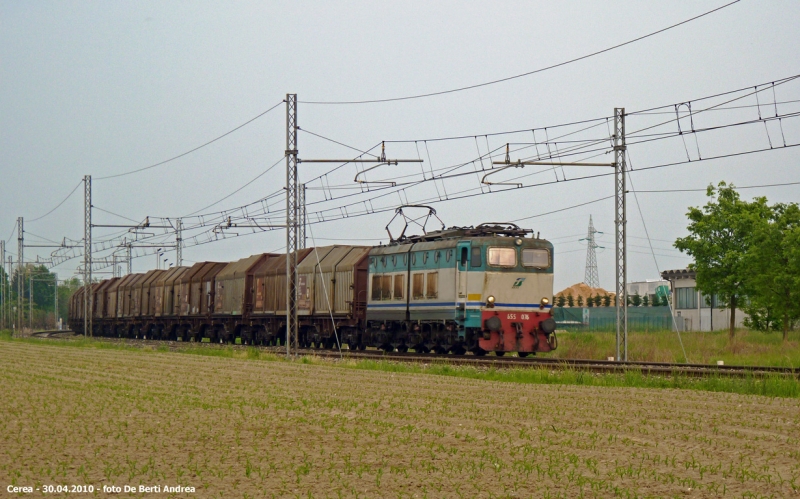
(396, 345, 408, 353)
(433, 345, 447, 355)
(495, 351, 506, 357)
(358, 343, 367, 351)
(472, 347, 487, 356)
(413, 344, 430, 354)
(348, 342, 358, 351)
(450, 345, 467, 356)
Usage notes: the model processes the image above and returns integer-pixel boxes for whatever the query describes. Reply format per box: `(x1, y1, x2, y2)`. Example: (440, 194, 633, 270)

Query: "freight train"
(68, 223, 557, 356)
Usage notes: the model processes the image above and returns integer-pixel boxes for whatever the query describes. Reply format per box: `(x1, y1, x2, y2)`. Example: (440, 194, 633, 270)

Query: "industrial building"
(660, 269, 747, 331)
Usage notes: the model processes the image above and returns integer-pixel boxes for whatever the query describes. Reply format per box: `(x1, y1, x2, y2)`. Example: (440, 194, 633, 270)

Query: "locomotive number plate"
(506, 313, 530, 320)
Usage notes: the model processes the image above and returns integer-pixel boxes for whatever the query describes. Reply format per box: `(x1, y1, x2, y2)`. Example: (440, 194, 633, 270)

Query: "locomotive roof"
(386, 223, 541, 245)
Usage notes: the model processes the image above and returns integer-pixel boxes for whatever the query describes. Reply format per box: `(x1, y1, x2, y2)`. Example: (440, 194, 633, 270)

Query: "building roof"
(660, 268, 696, 280)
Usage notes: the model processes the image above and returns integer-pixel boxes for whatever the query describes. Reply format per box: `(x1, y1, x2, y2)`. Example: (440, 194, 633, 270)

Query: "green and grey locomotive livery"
(363, 223, 557, 356)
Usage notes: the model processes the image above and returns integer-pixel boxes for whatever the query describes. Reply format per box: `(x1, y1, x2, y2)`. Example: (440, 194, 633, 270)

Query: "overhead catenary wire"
(625, 151, 688, 362)
(27, 180, 83, 223)
(298, 1, 740, 105)
(96, 100, 284, 180)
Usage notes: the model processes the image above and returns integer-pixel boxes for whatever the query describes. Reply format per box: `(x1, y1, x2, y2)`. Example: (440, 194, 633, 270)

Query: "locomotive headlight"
(539, 297, 550, 309)
(515, 238, 523, 246)
(486, 295, 495, 308)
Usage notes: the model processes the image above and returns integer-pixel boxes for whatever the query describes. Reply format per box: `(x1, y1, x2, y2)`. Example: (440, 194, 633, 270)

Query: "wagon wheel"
(495, 351, 505, 357)
(518, 352, 530, 358)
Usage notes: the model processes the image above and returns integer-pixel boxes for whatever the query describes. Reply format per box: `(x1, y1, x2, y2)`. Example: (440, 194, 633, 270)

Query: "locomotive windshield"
(487, 247, 516, 267)
(522, 248, 550, 268)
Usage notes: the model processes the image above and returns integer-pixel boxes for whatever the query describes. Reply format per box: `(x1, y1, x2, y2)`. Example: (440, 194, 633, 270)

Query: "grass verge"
(2, 330, 799, 398)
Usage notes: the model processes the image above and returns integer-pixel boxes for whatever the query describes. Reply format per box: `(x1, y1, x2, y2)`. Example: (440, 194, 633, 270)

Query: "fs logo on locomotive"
(512, 277, 526, 288)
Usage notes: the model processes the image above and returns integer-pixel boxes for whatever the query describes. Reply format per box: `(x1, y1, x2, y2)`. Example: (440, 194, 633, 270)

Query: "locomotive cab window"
(470, 247, 482, 267)
(522, 248, 550, 268)
(460, 248, 468, 268)
(487, 247, 516, 267)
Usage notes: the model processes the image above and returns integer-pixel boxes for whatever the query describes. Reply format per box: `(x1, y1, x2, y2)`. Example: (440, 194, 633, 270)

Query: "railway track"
(26, 330, 800, 378)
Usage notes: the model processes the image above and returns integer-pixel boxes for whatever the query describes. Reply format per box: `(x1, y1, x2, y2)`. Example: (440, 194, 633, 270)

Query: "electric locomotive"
(358, 223, 556, 356)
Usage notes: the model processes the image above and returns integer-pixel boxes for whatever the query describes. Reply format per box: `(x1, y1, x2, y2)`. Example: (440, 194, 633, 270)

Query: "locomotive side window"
(522, 248, 550, 268)
(412, 273, 424, 299)
(488, 247, 516, 267)
(393, 274, 404, 299)
(371, 275, 382, 300)
(426, 272, 438, 299)
(446, 250, 452, 262)
(422, 252, 428, 264)
(470, 247, 482, 267)
(381, 275, 392, 300)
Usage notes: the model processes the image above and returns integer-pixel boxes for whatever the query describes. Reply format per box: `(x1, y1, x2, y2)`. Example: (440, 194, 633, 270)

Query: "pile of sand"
(555, 282, 615, 304)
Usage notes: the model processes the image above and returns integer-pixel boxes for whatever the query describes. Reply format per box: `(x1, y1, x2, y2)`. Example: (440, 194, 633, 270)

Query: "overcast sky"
(1, 0, 799, 291)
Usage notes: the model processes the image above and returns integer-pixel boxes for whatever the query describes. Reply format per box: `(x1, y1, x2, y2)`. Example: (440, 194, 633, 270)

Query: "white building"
(626, 279, 669, 302)
(660, 269, 747, 331)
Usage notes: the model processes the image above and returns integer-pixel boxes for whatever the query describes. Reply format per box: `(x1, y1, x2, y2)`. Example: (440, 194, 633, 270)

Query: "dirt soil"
(556, 283, 613, 302)
(1, 342, 798, 498)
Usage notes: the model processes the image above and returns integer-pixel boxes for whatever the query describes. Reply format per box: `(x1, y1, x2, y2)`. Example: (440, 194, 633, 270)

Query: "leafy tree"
(566, 294, 574, 307)
(586, 295, 594, 307)
(631, 292, 642, 307)
(743, 202, 800, 340)
(675, 182, 771, 340)
(576, 295, 584, 307)
(556, 295, 566, 308)
(603, 294, 611, 307)
(642, 295, 650, 307)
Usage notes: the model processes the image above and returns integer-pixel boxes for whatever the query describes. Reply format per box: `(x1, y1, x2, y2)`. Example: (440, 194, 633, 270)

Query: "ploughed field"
(1, 342, 799, 498)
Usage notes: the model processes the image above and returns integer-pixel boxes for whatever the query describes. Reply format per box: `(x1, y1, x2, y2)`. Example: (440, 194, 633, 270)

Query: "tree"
(631, 292, 642, 307)
(642, 295, 650, 307)
(743, 202, 800, 341)
(567, 294, 574, 307)
(556, 295, 566, 308)
(603, 294, 611, 307)
(675, 182, 772, 339)
(576, 295, 584, 307)
(586, 295, 594, 307)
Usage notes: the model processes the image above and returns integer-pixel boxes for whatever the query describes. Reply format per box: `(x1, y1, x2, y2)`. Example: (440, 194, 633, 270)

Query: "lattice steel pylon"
(17, 217, 23, 332)
(176, 218, 183, 266)
(285, 94, 299, 357)
(298, 184, 306, 249)
(582, 215, 600, 288)
(613, 108, 628, 361)
(84, 175, 92, 337)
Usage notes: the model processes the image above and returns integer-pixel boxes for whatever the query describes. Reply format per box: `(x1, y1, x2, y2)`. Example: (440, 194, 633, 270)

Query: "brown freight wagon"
(147, 268, 179, 317)
(131, 270, 160, 317)
(93, 278, 118, 320)
(253, 249, 313, 315)
(214, 254, 276, 316)
(121, 273, 146, 318)
(296, 246, 341, 315)
(141, 270, 167, 317)
(110, 274, 138, 319)
(189, 262, 227, 316)
(177, 262, 217, 316)
(153, 266, 188, 317)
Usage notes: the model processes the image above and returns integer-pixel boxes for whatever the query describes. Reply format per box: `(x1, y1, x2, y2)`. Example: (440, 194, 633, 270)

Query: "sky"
(1, 0, 799, 292)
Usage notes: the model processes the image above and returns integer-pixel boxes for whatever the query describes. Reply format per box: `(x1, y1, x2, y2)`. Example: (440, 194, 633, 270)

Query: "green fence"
(552, 306, 674, 331)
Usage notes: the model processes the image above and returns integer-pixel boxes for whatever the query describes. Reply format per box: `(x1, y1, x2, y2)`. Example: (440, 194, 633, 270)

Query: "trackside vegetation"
(3, 331, 798, 398)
